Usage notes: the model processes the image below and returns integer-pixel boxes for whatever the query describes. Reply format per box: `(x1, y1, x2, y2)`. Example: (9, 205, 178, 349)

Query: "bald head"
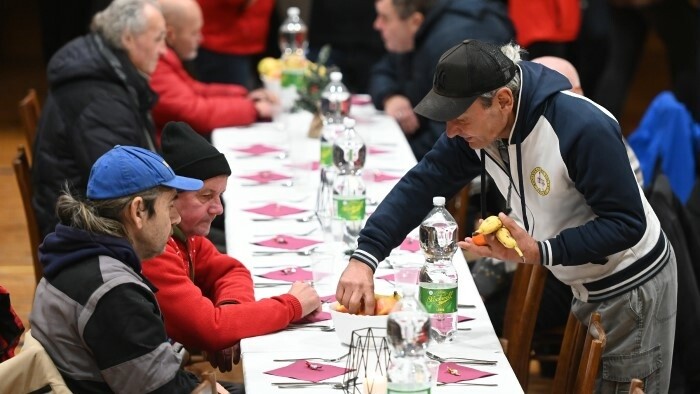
(532, 56, 583, 95)
(159, 0, 202, 60)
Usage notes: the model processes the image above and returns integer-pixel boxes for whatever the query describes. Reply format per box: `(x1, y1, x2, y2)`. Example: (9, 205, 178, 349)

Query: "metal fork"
(252, 248, 318, 257)
(284, 325, 336, 332)
(252, 215, 315, 222)
(425, 351, 497, 365)
(273, 353, 348, 363)
(254, 228, 317, 237)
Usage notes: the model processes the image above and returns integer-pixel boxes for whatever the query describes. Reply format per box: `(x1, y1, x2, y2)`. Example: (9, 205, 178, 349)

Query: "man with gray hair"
(30, 145, 205, 392)
(32, 0, 167, 239)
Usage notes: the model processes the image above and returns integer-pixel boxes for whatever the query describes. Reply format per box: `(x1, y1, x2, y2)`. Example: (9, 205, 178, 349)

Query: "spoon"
(240, 180, 294, 187)
(252, 215, 315, 222)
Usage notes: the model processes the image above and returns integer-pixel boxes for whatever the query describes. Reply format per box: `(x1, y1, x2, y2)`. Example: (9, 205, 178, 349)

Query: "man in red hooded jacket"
(150, 0, 277, 141)
(142, 121, 321, 375)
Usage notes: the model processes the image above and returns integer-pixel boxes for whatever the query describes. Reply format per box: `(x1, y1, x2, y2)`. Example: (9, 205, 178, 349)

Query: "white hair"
(91, 0, 161, 48)
(479, 42, 525, 105)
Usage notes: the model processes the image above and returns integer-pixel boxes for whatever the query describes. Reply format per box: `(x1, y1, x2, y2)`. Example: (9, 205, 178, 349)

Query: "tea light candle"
(362, 375, 387, 394)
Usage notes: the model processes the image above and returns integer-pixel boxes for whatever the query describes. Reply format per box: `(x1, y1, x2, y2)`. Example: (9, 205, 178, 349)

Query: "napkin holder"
(342, 327, 391, 394)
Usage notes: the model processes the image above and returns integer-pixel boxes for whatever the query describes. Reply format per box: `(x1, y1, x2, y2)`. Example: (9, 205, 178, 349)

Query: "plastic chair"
(0, 329, 71, 393)
(500, 263, 547, 390)
(446, 184, 470, 240)
(552, 312, 607, 394)
(13, 145, 42, 284)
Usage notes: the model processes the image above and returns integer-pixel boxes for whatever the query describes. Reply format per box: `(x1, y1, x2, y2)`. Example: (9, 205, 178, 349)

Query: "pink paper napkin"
(295, 311, 332, 323)
(399, 237, 421, 252)
(368, 146, 390, 155)
(285, 161, 320, 171)
(320, 295, 337, 303)
(259, 267, 313, 282)
(264, 360, 351, 383)
(377, 273, 395, 282)
(351, 94, 372, 105)
(437, 362, 495, 384)
(232, 143, 283, 155)
(458, 315, 473, 322)
(244, 204, 306, 218)
(239, 171, 291, 183)
(254, 235, 321, 250)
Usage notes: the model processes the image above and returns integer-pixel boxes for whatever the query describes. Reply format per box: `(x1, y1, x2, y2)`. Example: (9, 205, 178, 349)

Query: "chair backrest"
(18, 89, 41, 151)
(501, 263, 547, 390)
(13, 146, 42, 284)
(552, 312, 607, 394)
(446, 185, 470, 240)
(0, 329, 72, 394)
(629, 378, 645, 394)
(191, 370, 217, 394)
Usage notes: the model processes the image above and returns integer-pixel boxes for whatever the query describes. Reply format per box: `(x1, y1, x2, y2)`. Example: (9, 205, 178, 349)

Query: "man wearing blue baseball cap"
(28, 146, 212, 393)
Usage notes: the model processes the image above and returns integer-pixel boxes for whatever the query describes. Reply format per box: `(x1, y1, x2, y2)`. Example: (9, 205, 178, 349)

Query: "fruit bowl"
(329, 302, 388, 346)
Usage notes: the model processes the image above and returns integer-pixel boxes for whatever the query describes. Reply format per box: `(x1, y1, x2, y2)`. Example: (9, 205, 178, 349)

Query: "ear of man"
(126, 196, 147, 229)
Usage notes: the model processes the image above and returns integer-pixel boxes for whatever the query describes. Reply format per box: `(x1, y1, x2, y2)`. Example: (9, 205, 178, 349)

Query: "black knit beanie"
(161, 121, 232, 180)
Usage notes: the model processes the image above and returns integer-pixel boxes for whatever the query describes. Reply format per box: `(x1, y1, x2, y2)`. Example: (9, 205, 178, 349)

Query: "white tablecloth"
(211, 109, 523, 393)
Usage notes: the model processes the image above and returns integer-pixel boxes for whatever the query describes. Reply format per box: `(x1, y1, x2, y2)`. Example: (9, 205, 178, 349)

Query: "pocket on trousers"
(601, 346, 661, 392)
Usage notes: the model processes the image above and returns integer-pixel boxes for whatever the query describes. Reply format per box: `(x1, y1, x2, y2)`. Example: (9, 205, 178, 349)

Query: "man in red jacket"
(142, 121, 321, 375)
(150, 0, 277, 142)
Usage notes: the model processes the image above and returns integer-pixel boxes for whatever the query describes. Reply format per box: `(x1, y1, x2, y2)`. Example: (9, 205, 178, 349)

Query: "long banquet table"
(211, 108, 523, 393)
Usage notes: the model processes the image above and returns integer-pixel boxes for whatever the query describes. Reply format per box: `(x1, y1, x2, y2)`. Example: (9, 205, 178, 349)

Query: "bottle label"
(281, 69, 305, 89)
(320, 142, 333, 167)
(419, 285, 457, 314)
(334, 196, 365, 220)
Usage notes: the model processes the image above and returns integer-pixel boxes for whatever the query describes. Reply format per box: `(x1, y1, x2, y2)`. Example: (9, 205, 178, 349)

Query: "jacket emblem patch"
(530, 167, 551, 196)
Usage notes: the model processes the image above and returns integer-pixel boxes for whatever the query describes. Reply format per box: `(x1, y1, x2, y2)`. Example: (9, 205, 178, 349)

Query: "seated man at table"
(142, 121, 322, 375)
(150, 0, 277, 141)
(29, 145, 205, 393)
(369, 0, 513, 160)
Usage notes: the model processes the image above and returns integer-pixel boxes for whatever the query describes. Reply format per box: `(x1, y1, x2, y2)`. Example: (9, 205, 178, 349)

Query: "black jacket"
(369, 0, 513, 160)
(30, 225, 198, 393)
(32, 33, 157, 238)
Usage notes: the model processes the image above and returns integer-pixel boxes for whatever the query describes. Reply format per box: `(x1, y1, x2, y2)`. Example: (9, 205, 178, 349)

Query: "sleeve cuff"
(351, 249, 379, 272)
(538, 240, 551, 266)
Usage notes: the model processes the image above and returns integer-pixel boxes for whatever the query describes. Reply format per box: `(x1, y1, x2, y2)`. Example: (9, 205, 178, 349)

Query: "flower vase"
(307, 111, 323, 138)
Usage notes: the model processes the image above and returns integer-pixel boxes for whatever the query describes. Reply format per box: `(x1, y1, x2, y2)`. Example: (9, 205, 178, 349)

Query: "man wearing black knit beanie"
(142, 122, 321, 387)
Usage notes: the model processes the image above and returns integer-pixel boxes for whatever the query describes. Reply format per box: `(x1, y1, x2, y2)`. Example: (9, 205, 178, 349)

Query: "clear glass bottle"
(332, 118, 366, 250)
(278, 7, 308, 57)
(386, 276, 432, 393)
(418, 196, 459, 343)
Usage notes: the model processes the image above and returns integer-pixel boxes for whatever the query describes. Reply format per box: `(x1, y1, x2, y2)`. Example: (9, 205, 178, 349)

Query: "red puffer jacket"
(197, 0, 275, 55)
(150, 48, 258, 141)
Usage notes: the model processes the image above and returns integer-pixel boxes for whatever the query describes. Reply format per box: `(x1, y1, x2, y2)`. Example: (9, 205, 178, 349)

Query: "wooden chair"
(18, 89, 41, 151)
(552, 312, 607, 394)
(446, 184, 470, 240)
(629, 378, 645, 394)
(13, 145, 42, 284)
(500, 263, 547, 390)
(191, 370, 217, 394)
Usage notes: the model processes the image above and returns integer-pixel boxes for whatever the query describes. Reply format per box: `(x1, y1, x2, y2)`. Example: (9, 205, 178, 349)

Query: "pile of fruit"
(257, 54, 325, 81)
(334, 292, 400, 316)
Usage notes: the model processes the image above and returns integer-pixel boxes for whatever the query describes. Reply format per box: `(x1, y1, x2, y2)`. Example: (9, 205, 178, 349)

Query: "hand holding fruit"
(459, 213, 538, 264)
(334, 292, 400, 316)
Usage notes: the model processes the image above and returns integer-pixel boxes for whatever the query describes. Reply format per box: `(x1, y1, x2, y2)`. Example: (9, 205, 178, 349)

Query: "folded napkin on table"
(294, 311, 332, 323)
(232, 143, 283, 155)
(253, 235, 320, 250)
(244, 203, 306, 218)
(285, 161, 320, 171)
(259, 267, 314, 282)
(368, 146, 390, 155)
(363, 171, 401, 183)
(437, 362, 495, 384)
(239, 171, 291, 183)
(399, 237, 420, 252)
(264, 360, 351, 383)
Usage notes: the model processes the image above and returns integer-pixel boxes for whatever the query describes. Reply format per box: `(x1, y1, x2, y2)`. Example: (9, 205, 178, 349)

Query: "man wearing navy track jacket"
(337, 40, 677, 393)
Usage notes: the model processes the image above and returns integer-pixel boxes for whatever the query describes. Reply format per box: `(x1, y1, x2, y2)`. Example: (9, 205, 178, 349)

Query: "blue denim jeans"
(571, 248, 677, 394)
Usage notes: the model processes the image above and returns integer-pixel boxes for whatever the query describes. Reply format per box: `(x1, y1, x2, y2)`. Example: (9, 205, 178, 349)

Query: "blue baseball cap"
(87, 146, 203, 199)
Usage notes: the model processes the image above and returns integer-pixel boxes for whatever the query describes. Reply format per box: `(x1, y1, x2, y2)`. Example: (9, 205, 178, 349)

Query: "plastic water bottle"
(418, 196, 459, 343)
(332, 118, 366, 249)
(386, 274, 432, 393)
(278, 7, 307, 58)
(320, 71, 351, 121)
